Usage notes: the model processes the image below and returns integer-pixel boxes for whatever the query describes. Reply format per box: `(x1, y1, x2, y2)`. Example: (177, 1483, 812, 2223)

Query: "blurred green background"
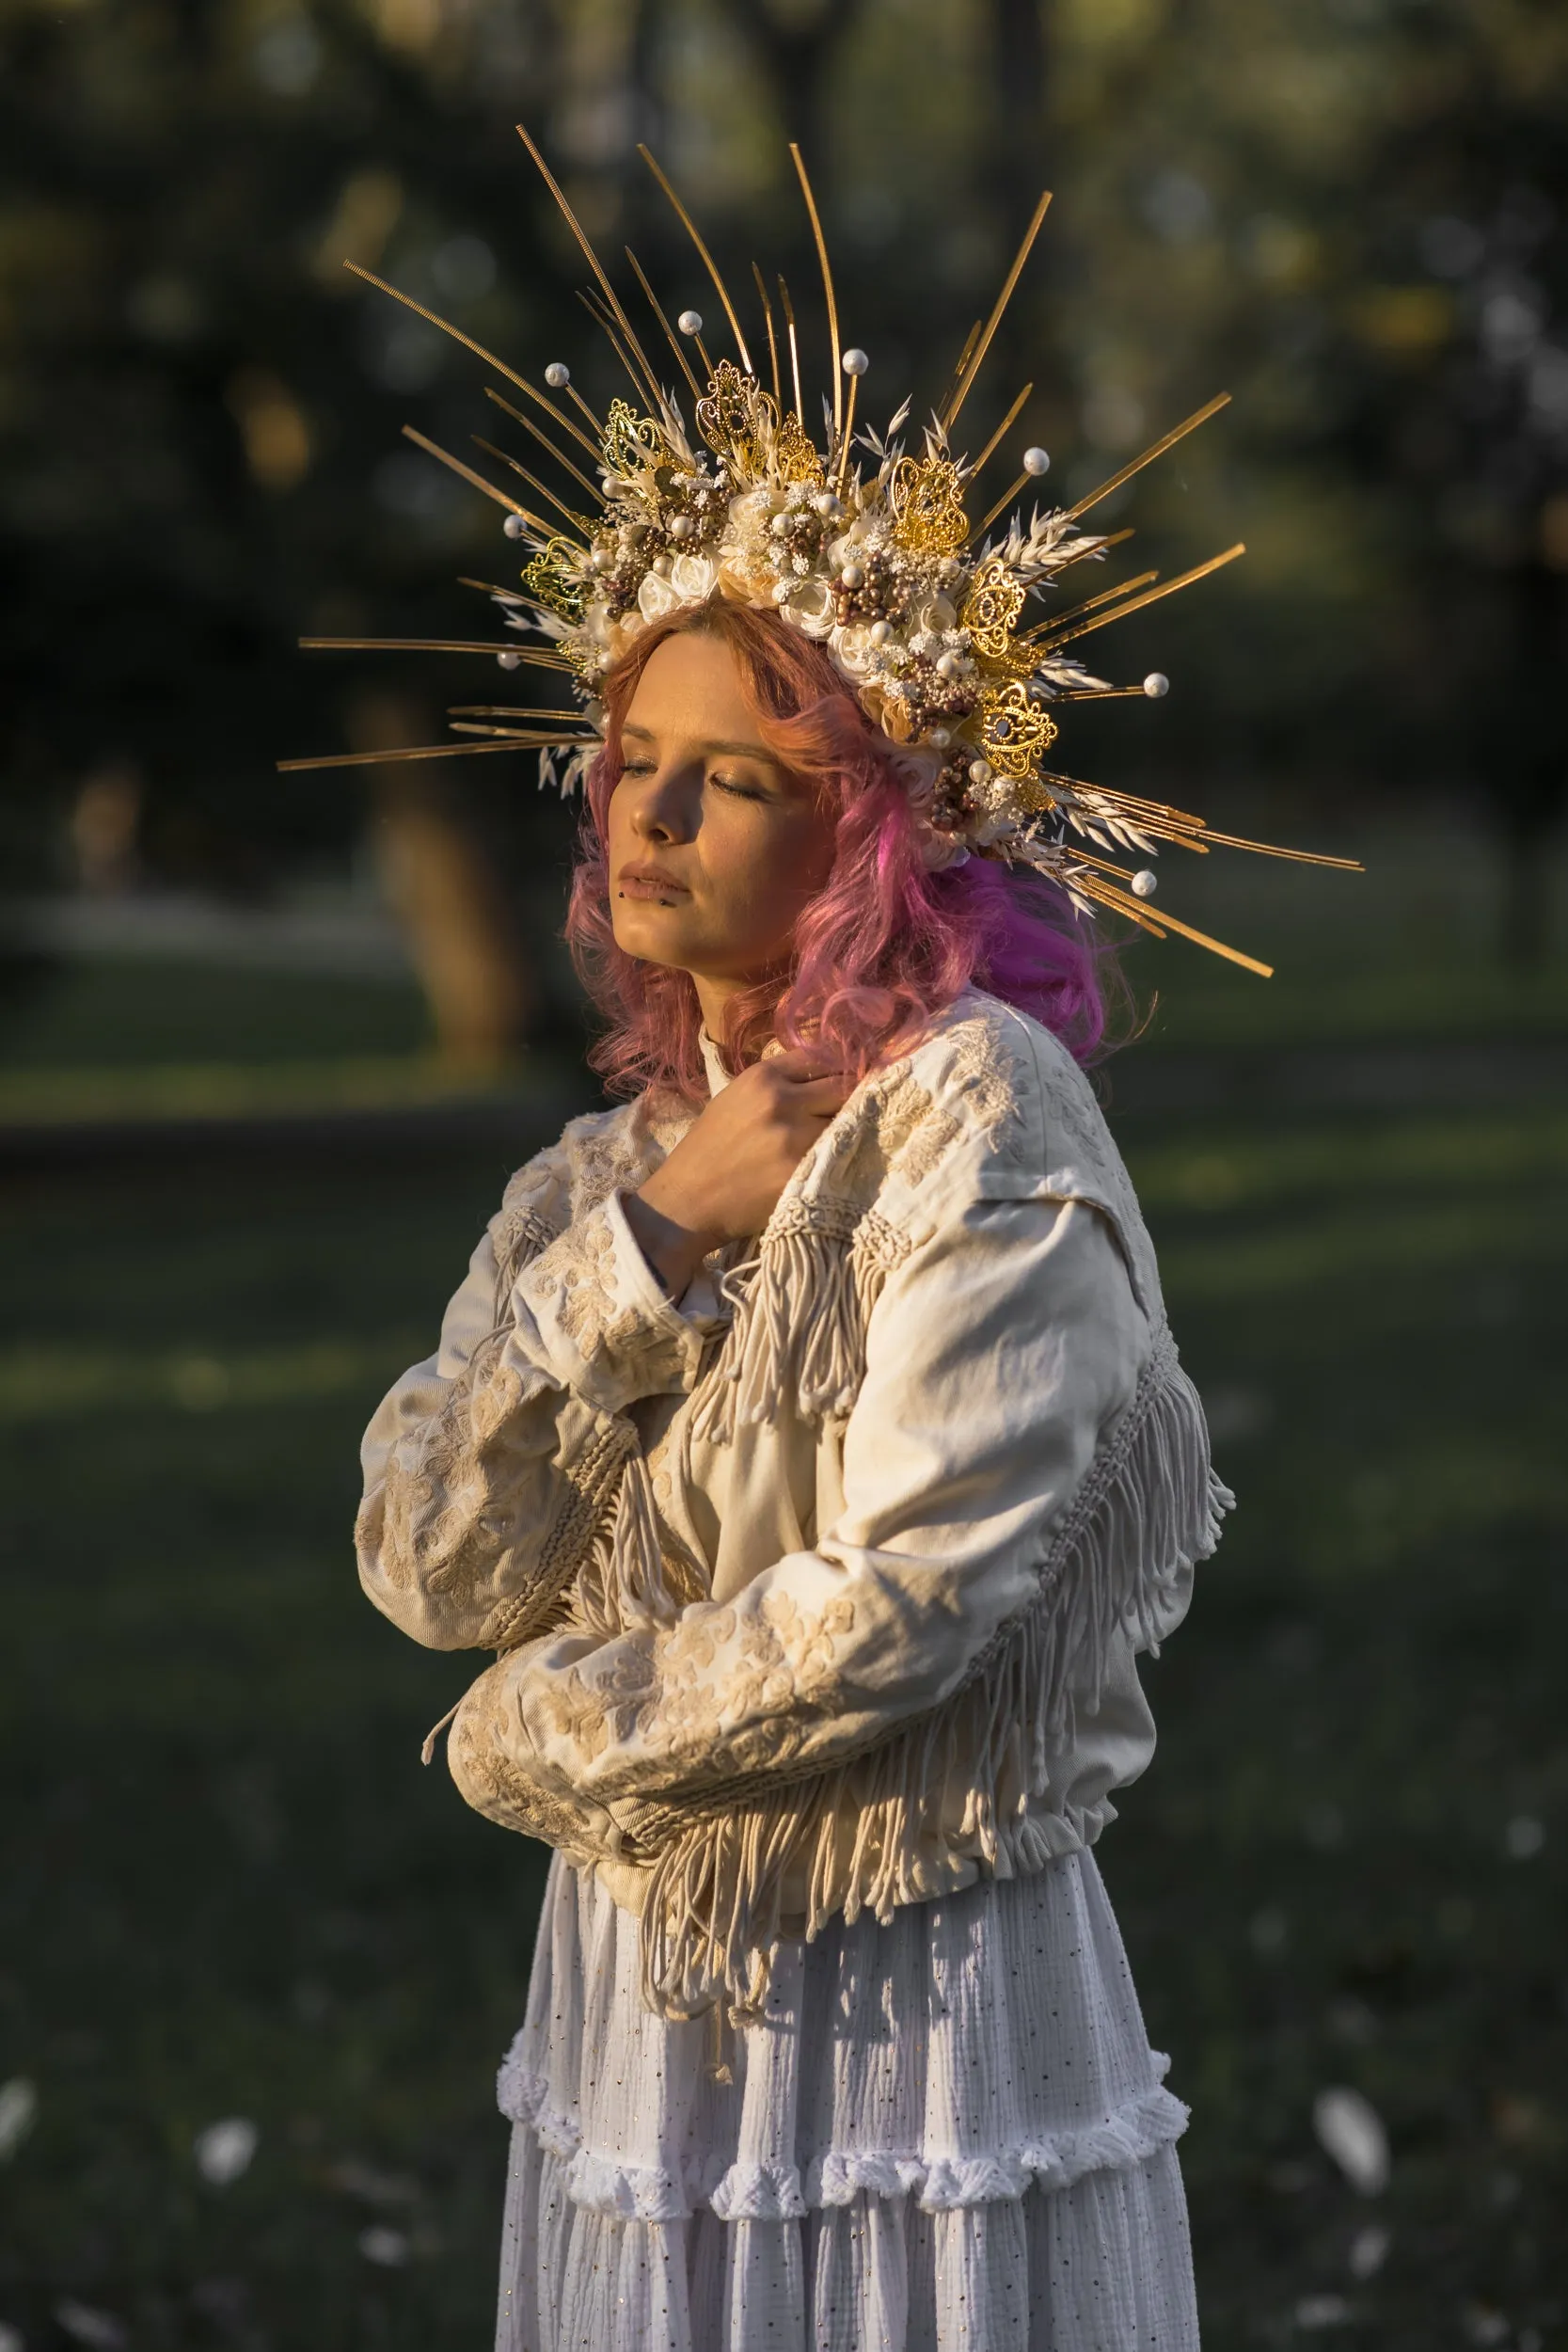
(2, 1, 1566, 2347)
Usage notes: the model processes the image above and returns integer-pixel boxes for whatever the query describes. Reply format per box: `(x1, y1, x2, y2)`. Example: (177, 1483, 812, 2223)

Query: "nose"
(627, 757, 700, 844)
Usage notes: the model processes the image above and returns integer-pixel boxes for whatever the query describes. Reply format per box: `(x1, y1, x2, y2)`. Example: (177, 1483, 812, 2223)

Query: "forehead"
(622, 630, 760, 742)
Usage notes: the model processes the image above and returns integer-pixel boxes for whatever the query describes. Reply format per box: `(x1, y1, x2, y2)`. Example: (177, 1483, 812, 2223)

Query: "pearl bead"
(840, 562, 865, 589)
(968, 758, 993, 787)
(503, 513, 527, 539)
(814, 491, 842, 517)
(652, 554, 673, 577)
(870, 620, 893, 645)
(770, 512, 794, 537)
(840, 347, 869, 376)
(1132, 868, 1158, 898)
(935, 651, 960, 680)
(669, 514, 694, 539)
(1022, 446, 1051, 476)
(928, 725, 952, 750)
(1143, 671, 1169, 698)
(497, 649, 521, 670)
(677, 309, 703, 337)
(937, 557, 962, 582)
(544, 362, 570, 389)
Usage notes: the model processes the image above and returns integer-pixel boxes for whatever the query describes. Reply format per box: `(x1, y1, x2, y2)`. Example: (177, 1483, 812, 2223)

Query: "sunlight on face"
(607, 629, 837, 989)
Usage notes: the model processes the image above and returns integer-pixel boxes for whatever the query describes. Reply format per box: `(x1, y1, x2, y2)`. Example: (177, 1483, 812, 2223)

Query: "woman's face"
(607, 629, 837, 990)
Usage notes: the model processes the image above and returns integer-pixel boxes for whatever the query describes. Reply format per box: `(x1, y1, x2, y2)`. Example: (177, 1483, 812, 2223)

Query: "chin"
(611, 905, 701, 966)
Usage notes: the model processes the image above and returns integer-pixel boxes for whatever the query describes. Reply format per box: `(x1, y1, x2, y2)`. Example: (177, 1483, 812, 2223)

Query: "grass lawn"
(2, 832, 1565, 2348)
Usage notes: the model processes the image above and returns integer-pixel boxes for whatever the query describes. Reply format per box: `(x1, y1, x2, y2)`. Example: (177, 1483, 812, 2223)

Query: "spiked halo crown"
(282, 131, 1358, 976)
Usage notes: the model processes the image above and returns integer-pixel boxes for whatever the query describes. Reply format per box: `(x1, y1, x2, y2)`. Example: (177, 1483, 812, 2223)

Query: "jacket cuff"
(513, 1189, 723, 1413)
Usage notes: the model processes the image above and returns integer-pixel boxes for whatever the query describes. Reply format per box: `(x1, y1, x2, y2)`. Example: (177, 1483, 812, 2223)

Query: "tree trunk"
(346, 689, 536, 1069)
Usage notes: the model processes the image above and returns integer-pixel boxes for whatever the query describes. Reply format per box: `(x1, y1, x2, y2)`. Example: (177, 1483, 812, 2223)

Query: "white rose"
(830, 622, 878, 678)
(637, 570, 682, 624)
(784, 575, 836, 638)
(670, 552, 719, 602)
(914, 594, 957, 635)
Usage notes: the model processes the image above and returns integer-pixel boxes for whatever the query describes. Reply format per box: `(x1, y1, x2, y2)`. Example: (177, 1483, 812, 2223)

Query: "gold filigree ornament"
(978, 680, 1059, 779)
(887, 453, 970, 555)
(695, 359, 771, 476)
(519, 535, 588, 622)
(601, 398, 669, 480)
(286, 131, 1364, 978)
(960, 554, 1028, 664)
(774, 410, 824, 486)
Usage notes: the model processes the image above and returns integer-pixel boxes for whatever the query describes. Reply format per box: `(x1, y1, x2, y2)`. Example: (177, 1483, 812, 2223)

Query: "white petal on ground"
(54, 2304, 129, 2351)
(193, 2117, 259, 2186)
(0, 2079, 38, 2161)
(358, 2225, 410, 2267)
(1294, 2295, 1352, 2330)
(1312, 2087, 1390, 2195)
(1348, 2222, 1391, 2280)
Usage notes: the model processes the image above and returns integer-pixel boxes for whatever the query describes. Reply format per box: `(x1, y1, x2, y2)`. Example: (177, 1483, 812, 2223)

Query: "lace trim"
(500, 2067, 1188, 2218)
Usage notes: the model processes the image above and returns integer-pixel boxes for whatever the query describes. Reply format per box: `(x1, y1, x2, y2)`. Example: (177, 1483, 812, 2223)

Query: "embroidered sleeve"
(356, 1157, 725, 1656)
(451, 1192, 1153, 1804)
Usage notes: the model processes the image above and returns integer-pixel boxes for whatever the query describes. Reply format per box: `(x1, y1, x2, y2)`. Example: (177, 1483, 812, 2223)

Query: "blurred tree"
(2, 0, 1564, 1011)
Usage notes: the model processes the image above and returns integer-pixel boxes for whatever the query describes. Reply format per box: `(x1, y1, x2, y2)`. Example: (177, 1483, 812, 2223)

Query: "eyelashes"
(619, 761, 766, 803)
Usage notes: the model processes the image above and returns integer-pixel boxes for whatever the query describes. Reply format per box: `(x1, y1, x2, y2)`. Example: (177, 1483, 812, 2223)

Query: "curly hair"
(563, 595, 1119, 1103)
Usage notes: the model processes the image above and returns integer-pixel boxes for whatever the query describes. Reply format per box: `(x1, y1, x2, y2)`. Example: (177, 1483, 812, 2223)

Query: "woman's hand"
(624, 1047, 854, 1298)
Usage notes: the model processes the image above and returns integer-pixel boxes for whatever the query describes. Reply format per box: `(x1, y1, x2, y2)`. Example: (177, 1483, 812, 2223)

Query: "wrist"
(623, 1186, 721, 1298)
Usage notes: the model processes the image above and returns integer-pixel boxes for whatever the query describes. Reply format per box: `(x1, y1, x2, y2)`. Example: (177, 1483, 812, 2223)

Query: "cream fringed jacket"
(357, 989, 1230, 2022)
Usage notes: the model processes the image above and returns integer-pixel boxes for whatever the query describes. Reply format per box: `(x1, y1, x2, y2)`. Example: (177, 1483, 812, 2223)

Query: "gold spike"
(300, 636, 573, 664)
(344, 262, 602, 464)
(777, 275, 804, 423)
(345, 262, 533, 399)
(277, 737, 584, 773)
(752, 262, 782, 409)
(449, 704, 584, 721)
(1064, 392, 1231, 522)
(1021, 570, 1160, 640)
(1037, 771, 1207, 830)
(398, 425, 550, 526)
(1072, 867, 1274, 976)
(563, 382, 604, 436)
(1055, 682, 1166, 703)
(482, 389, 605, 501)
(942, 191, 1053, 435)
(789, 145, 842, 442)
(1189, 831, 1364, 871)
(1035, 544, 1245, 650)
(472, 437, 595, 532)
(515, 123, 667, 408)
(940, 322, 983, 421)
(447, 722, 594, 739)
(964, 384, 1034, 485)
(973, 465, 1052, 542)
(835, 367, 861, 495)
(577, 288, 668, 420)
(636, 146, 753, 372)
(624, 246, 704, 404)
(503, 373, 603, 461)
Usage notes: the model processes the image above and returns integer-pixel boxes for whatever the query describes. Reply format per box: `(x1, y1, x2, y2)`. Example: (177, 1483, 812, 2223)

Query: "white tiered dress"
(494, 1845, 1198, 2351)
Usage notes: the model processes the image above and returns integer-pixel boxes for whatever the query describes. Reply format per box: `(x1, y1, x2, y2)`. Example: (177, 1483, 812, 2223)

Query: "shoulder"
(491, 1089, 690, 1285)
(803, 989, 1164, 1317)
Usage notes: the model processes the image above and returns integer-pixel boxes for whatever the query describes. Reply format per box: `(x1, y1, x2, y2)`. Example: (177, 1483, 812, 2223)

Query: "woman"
(356, 591, 1227, 2350)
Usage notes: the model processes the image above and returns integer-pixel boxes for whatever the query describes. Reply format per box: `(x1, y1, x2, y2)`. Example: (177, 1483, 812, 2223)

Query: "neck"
(690, 971, 758, 1041)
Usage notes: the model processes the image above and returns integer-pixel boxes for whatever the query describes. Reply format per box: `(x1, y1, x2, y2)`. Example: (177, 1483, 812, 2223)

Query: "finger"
(793, 1073, 855, 1111)
(766, 1044, 847, 1083)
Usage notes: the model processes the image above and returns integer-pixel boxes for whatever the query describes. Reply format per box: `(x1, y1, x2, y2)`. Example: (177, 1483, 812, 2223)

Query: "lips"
(617, 865, 689, 898)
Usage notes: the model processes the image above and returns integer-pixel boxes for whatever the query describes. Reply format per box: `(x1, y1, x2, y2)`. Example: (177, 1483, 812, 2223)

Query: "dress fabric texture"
(495, 1847, 1198, 2352)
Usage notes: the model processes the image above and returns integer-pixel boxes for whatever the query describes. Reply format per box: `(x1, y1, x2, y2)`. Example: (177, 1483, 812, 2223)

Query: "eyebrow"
(621, 723, 781, 764)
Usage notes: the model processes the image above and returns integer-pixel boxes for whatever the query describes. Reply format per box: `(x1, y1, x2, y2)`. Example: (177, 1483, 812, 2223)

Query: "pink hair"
(563, 596, 1120, 1104)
